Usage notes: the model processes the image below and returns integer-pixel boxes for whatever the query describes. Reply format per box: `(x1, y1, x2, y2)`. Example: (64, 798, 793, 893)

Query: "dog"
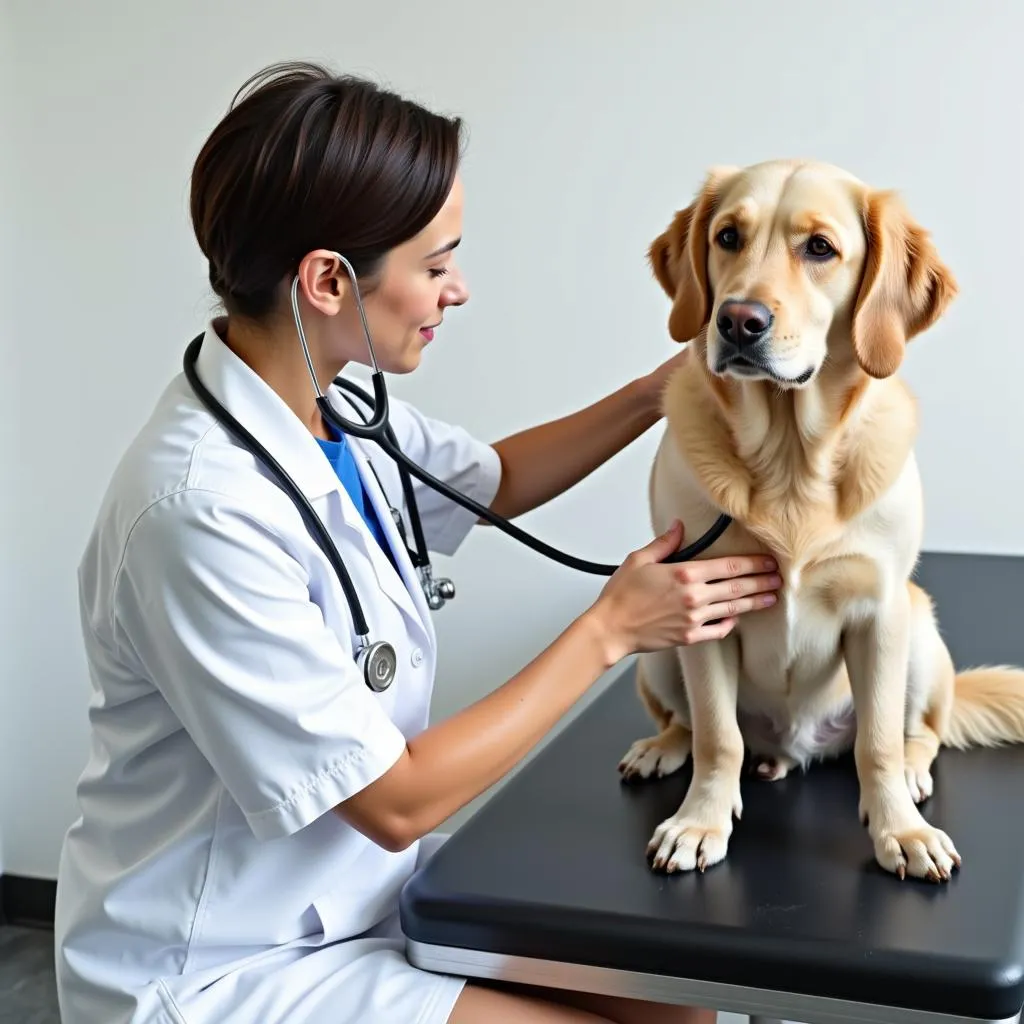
(618, 158, 1024, 883)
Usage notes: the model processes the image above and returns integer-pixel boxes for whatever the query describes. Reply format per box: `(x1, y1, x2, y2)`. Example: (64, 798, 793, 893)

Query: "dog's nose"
(717, 300, 773, 348)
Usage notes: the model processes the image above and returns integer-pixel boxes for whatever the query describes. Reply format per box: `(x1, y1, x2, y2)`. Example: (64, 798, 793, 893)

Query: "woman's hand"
(337, 517, 779, 852)
(637, 343, 693, 418)
(587, 519, 781, 665)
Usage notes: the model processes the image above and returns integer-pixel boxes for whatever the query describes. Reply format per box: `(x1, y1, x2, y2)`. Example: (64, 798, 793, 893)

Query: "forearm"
(335, 609, 616, 850)
(486, 373, 663, 520)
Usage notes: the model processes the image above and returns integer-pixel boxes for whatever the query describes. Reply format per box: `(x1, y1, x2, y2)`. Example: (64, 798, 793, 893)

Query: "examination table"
(400, 552, 1024, 1023)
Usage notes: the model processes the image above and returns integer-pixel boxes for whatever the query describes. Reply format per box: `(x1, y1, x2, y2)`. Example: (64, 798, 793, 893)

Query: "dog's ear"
(851, 190, 958, 378)
(648, 167, 735, 343)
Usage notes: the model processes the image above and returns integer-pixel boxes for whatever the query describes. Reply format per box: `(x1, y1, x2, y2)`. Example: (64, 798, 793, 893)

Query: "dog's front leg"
(842, 589, 961, 881)
(647, 634, 743, 873)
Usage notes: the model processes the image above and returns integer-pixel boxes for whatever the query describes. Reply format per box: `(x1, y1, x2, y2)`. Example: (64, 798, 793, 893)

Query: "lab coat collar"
(194, 320, 343, 502)
(192, 322, 431, 638)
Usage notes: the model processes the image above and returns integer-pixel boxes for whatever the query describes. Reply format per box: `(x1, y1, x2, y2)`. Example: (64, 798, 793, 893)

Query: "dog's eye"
(716, 227, 740, 251)
(805, 235, 836, 260)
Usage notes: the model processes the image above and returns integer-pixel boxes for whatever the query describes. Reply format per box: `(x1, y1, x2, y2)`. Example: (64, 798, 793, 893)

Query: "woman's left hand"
(641, 343, 692, 417)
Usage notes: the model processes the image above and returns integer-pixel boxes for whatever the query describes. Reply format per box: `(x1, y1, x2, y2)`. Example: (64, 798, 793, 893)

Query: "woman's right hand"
(339, 518, 780, 853)
(588, 519, 781, 664)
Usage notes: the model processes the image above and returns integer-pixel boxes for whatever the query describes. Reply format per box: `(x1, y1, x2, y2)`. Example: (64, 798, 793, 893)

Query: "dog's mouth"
(722, 353, 769, 376)
(715, 343, 815, 387)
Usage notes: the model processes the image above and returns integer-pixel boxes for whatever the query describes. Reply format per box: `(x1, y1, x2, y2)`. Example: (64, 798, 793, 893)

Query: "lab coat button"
(411, 647, 424, 667)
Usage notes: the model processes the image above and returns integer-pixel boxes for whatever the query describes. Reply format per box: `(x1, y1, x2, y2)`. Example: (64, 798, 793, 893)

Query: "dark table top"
(401, 552, 1024, 1019)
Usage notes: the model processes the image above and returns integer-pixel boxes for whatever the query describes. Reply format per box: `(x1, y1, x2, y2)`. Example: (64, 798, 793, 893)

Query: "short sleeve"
(112, 488, 408, 841)
(377, 396, 503, 556)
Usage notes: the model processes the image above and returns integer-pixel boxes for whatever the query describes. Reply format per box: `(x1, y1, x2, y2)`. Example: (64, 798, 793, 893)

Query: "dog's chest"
(732, 555, 875, 759)
(737, 562, 850, 692)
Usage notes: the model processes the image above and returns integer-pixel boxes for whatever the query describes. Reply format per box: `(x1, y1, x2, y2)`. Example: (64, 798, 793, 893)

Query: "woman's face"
(336, 174, 469, 374)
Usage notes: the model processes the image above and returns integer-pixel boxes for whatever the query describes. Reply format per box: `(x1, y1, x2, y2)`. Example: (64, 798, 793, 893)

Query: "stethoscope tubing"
(184, 326, 731, 612)
(285, 262, 733, 572)
(183, 253, 734, 646)
(326, 385, 732, 574)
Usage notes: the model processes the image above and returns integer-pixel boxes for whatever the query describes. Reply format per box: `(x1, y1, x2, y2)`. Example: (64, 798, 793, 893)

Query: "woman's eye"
(805, 235, 836, 260)
(716, 227, 740, 251)
(429, 267, 450, 279)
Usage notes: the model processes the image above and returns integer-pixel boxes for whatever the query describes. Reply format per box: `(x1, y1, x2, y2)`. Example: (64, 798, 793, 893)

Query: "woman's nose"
(441, 263, 469, 307)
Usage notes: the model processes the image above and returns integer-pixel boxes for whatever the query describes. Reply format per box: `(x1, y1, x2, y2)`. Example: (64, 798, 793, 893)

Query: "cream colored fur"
(620, 158, 1024, 883)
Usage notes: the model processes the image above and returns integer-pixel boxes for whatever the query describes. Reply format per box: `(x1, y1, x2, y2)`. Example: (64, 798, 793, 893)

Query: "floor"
(0, 924, 757, 1023)
(0, 927, 60, 1023)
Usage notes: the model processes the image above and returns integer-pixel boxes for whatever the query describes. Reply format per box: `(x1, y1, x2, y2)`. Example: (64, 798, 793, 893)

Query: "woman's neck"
(218, 315, 344, 441)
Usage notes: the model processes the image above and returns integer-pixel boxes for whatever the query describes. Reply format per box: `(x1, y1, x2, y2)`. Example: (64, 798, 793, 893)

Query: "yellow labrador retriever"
(619, 158, 1024, 882)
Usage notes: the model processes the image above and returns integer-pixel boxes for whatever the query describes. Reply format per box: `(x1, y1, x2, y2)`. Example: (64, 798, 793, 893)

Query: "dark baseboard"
(1, 875, 57, 929)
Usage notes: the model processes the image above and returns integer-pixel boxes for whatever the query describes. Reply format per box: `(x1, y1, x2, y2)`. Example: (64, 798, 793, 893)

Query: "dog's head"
(649, 159, 958, 387)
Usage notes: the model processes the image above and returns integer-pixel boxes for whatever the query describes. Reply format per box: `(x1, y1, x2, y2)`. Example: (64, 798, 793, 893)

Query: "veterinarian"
(54, 61, 783, 1024)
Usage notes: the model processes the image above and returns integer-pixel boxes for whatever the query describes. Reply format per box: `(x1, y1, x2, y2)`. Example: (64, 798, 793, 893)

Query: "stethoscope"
(183, 252, 732, 693)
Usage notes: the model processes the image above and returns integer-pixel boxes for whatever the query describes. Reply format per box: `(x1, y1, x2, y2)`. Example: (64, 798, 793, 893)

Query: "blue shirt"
(315, 424, 396, 568)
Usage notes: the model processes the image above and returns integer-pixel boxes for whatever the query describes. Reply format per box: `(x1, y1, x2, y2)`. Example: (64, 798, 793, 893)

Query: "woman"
(54, 61, 782, 1024)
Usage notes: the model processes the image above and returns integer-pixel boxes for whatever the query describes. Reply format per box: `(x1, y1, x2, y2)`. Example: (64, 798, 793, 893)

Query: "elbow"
(374, 815, 420, 854)
(335, 804, 420, 854)
(330, 752, 426, 853)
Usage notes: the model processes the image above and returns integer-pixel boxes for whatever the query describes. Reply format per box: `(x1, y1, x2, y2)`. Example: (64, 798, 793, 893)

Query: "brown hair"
(189, 61, 464, 321)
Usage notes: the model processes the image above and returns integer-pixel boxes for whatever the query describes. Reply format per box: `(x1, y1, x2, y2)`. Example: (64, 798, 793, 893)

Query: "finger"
(697, 591, 778, 624)
(682, 616, 737, 645)
(699, 572, 782, 607)
(634, 520, 684, 564)
(677, 553, 777, 584)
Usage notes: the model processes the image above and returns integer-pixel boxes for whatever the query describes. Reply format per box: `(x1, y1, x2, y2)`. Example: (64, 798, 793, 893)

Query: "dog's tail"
(941, 667, 1024, 749)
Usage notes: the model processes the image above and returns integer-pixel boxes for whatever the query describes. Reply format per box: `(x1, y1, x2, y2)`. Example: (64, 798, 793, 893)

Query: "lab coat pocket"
(311, 877, 403, 944)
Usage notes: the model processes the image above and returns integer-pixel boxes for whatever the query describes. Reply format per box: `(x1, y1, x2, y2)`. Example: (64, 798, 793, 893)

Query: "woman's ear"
(851, 190, 959, 378)
(647, 167, 735, 343)
(296, 250, 350, 316)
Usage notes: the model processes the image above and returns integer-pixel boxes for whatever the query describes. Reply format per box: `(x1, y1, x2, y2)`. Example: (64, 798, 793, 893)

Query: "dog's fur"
(620, 158, 1024, 882)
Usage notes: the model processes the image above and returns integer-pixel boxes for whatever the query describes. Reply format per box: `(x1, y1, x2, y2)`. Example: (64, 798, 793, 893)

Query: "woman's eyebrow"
(424, 237, 461, 259)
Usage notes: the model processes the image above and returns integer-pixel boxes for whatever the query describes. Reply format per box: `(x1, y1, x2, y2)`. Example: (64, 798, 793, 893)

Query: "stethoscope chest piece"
(357, 639, 398, 692)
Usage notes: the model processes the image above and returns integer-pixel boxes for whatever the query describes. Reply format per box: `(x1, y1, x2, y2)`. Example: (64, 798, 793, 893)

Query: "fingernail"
(768, 574, 782, 586)
(762, 594, 777, 605)
(763, 558, 777, 570)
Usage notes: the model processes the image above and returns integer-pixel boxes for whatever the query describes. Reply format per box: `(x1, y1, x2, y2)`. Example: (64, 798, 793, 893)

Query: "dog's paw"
(903, 739, 936, 804)
(618, 726, 691, 782)
(904, 762, 934, 804)
(752, 754, 797, 782)
(646, 787, 741, 873)
(863, 798, 961, 882)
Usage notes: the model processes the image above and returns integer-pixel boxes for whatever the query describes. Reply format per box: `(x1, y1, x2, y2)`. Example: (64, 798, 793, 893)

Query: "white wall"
(4, 0, 1023, 878)
(1, 0, 19, 879)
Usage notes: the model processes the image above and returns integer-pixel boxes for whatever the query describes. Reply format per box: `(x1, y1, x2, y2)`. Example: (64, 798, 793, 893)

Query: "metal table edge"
(405, 939, 1022, 1024)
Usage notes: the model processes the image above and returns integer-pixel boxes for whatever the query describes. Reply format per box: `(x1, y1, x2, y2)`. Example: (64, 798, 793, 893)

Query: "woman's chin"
(388, 345, 424, 375)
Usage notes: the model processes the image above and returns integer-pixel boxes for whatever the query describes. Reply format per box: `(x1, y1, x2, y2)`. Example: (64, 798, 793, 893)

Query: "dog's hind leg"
(903, 583, 954, 804)
(752, 754, 798, 782)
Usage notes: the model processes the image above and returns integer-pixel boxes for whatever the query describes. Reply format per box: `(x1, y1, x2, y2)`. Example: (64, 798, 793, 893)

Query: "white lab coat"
(54, 321, 502, 1024)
